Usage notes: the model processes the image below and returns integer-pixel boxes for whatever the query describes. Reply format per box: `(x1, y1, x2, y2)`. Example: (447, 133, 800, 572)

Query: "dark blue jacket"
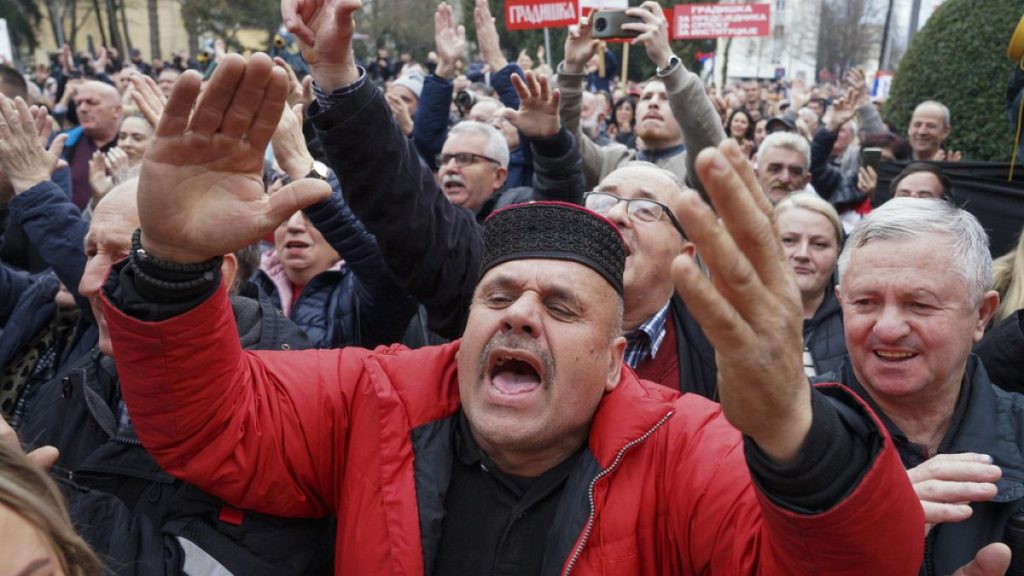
(20, 296, 333, 575)
(255, 176, 417, 349)
(838, 357, 1024, 576)
(0, 181, 97, 410)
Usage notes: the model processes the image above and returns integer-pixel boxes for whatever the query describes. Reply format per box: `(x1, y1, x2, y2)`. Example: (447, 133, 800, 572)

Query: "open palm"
(138, 53, 330, 263)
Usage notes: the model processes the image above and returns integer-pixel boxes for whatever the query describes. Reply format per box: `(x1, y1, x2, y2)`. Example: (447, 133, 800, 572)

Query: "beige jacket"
(556, 60, 725, 196)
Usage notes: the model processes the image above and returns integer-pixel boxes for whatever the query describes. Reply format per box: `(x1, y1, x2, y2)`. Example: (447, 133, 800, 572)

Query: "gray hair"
(757, 131, 810, 169)
(837, 198, 991, 305)
(914, 100, 951, 128)
(449, 121, 510, 168)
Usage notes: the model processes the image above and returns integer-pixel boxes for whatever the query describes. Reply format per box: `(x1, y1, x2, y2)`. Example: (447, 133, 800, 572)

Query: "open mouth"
(285, 240, 309, 249)
(488, 351, 543, 395)
(875, 350, 917, 361)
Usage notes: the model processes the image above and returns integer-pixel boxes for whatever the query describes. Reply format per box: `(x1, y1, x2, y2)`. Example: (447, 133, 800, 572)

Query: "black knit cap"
(481, 201, 626, 295)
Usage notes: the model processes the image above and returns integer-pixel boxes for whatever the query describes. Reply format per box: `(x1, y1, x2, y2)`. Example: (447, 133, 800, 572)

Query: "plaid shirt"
(623, 301, 671, 369)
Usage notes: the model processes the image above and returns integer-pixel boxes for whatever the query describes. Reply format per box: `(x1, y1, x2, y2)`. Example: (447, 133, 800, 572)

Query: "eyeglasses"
(436, 152, 501, 168)
(584, 191, 686, 238)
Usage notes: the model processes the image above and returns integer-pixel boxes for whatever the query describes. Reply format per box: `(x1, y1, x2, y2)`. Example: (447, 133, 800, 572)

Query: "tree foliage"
(177, 0, 281, 53)
(816, 0, 883, 75)
(885, 0, 1021, 161)
(1, 0, 43, 59)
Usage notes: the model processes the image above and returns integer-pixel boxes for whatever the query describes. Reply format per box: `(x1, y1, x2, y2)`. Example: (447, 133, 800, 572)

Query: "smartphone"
(591, 11, 643, 39)
(860, 147, 882, 170)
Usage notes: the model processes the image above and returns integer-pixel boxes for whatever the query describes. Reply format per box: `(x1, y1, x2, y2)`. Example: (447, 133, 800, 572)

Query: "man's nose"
(79, 257, 109, 299)
(872, 304, 911, 342)
(500, 295, 543, 338)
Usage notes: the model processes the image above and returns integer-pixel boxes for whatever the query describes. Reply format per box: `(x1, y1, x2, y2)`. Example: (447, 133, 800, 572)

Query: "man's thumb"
(268, 178, 333, 222)
(953, 543, 1011, 576)
(26, 446, 60, 473)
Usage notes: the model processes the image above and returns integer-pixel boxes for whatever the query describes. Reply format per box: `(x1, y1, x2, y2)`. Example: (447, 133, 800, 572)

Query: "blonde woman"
(976, 227, 1024, 393)
(775, 193, 846, 378)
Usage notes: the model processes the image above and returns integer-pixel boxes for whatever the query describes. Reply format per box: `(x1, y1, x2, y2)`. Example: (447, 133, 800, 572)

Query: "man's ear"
(220, 253, 239, 292)
(973, 290, 1001, 342)
(606, 336, 627, 392)
(493, 166, 508, 191)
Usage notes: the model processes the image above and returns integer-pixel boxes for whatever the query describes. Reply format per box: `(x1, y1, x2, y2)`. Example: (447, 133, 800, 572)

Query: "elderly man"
(63, 80, 122, 209)
(832, 198, 1018, 574)
(909, 100, 960, 161)
(756, 131, 812, 204)
(583, 162, 717, 396)
(0, 96, 334, 571)
(92, 12, 933, 575)
(557, 2, 725, 193)
(436, 121, 510, 213)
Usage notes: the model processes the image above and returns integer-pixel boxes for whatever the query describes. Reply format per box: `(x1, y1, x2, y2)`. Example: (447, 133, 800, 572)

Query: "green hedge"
(885, 0, 1023, 161)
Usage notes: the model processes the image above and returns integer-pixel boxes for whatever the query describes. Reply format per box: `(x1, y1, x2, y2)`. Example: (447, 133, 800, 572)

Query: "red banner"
(672, 3, 771, 40)
(505, 0, 579, 30)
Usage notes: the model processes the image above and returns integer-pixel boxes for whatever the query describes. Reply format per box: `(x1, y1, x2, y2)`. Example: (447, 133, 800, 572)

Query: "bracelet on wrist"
(131, 228, 221, 275)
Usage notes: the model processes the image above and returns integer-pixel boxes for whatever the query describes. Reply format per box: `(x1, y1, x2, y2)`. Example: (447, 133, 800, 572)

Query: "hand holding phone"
(591, 11, 644, 39)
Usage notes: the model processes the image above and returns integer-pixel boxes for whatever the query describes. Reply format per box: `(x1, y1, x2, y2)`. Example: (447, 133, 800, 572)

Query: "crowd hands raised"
(0, 0, 1021, 574)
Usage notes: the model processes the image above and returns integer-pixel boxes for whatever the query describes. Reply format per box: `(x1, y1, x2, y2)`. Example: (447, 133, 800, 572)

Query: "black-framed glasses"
(584, 191, 686, 238)
(436, 152, 501, 167)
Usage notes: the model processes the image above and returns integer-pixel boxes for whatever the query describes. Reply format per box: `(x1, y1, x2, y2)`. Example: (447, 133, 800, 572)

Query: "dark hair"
(608, 95, 638, 132)
(860, 132, 912, 161)
(889, 162, 955, 203)
(0, 64, 29, 100)
(726, 108, 755, 140)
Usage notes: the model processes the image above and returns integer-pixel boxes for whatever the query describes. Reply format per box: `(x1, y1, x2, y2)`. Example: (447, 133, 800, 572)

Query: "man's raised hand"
(503, 71, 560, 139)
(137, 53, 330, 264)
(623, 1, 674, 69)
(282, 0, 362, 91)
(671, 139, 810, 462)
(434, 2, 466, 80)
(562, 17, 598, 75)
(0, 95, 66, 194)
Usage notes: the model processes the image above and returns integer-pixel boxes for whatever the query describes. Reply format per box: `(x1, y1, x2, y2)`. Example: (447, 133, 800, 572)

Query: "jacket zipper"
(561, 410, 675, 576)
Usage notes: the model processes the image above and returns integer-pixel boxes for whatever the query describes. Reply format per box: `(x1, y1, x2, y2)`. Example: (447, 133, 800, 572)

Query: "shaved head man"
(66, 80, 123, 210)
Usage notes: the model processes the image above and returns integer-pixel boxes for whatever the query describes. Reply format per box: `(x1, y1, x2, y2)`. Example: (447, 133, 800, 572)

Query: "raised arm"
(411, 2, 466, 171)
(624, 1, 726, 196)
(0, 97, 89, 310)
(668, 139, 925, 572)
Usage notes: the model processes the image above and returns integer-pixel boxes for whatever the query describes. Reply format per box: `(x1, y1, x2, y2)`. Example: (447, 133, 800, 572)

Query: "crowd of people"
(0, 0, 1023, 574)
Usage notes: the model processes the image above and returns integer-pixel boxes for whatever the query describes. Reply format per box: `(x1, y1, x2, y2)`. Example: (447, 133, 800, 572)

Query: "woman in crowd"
(726, 108, 755, 157)
(115, 113, 154, 164)
(606, 95, 637, 149)
(976, 226, 1024, 394)
(775, 193, 846, 378)
(87, 114, 154, 203)
(0, 441, 104, 575)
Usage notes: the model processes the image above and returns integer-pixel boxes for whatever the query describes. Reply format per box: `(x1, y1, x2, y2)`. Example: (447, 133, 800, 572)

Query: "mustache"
(442, 174, 465, 187)
(477, 331, 555, 384)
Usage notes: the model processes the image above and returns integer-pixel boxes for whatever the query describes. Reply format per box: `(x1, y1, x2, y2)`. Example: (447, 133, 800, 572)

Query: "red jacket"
(104, 288, 924, 575)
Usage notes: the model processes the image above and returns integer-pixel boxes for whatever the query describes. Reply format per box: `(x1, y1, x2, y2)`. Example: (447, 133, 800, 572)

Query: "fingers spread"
(190, 53, 248, 137)
(670, 189, 755, 349)
(157, 70, 203, 138)
(247, 66, 290, 151)
(695, 141, 788, 294)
